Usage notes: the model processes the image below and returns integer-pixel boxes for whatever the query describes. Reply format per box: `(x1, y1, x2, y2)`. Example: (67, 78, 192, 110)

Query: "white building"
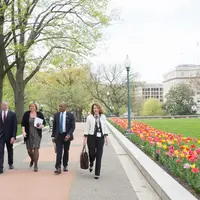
(163, 64, 200, 113)
(135, 82, 163, 103)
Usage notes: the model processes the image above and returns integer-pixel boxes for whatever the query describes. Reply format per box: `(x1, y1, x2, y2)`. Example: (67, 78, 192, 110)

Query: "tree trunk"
(0, 77, 3, 103)
(8, 65, 25, 123)
(75, 108, 82, 122)
(15, 69, 25, 123)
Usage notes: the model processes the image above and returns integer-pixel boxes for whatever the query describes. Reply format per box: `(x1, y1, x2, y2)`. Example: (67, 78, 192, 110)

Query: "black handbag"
(80, 146, 89, 170)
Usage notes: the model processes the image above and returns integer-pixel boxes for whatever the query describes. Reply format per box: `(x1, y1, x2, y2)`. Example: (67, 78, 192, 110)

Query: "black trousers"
(55, 134, 70, 169)
(87, 135, 104, 176)
(0, 138, 13, 170)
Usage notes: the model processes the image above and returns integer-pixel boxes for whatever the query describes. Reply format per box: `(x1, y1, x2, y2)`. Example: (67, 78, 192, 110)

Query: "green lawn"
(139, 118, 200, 139)
(17, 124, 22, 136)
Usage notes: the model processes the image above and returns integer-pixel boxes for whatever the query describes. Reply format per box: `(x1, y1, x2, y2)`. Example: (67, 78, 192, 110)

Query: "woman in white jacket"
(83, 103, 109, 179)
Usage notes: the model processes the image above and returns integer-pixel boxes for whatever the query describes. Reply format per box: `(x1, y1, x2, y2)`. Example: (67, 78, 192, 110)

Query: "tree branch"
(24, 47, 54, 85)
(7, 70, 16, 90)
(11, 0, 18, 60)
(71, 11, 101, 27)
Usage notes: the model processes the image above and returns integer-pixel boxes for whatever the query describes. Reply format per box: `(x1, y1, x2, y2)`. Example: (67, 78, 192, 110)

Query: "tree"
(189, 71, 200, 92)
(164, 83, 196, 115)
(132, 96, 144, 116)
(85, 64, 136, 116)
(2, 76, 14, 110)
(0, 0, 20, 102)
(25, 66, 93, 121)
(3, 0, 110, 122)
(141, 98, 163, 116)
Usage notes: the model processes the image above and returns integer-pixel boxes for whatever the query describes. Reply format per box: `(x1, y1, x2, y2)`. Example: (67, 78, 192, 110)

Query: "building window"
(181, 72, 184, 76)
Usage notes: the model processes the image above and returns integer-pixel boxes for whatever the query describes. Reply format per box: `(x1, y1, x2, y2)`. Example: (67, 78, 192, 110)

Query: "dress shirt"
(60, 111, 66, 132)
(2, 110, 8, 121)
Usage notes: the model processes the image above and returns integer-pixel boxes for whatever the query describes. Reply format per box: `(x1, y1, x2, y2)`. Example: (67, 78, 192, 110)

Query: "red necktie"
(3, 111, 6, 122)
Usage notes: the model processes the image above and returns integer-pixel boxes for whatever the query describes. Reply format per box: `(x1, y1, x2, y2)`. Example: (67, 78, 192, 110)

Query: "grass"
(138, 118, 200, 139)
(17, 124, 22, 136)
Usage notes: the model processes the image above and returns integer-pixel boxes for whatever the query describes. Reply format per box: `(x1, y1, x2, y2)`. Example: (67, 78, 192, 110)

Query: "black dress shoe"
(9, 165, 14, 170)
(54, 169, 61, 175)
(89, 162, 93, 172)
(63, 166, 68, 172)
(89, 166, 93, 172)
(0, 169, 3, 174)
(30, 160, 34, 168)
(34, 166, 38, 172)
(94, 175, 99, 179)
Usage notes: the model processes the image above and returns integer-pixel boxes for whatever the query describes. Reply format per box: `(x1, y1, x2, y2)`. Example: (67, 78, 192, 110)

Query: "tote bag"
(80, 146, 89, 170)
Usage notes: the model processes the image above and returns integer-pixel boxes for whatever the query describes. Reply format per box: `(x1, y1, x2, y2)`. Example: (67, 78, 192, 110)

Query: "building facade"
(135, 82, 163, 103)
(163, 64, 200, 113)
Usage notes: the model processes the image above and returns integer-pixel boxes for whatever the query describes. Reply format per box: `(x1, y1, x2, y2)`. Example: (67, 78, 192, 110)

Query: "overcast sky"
(90, 0, 200, 83)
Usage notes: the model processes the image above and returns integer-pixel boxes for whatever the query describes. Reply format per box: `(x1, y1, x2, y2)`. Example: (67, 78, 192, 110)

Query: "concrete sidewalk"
(0, 123, 160, 200)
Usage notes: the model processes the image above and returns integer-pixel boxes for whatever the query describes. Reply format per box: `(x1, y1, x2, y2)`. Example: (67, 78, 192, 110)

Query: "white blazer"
(84, 114, 109, 136)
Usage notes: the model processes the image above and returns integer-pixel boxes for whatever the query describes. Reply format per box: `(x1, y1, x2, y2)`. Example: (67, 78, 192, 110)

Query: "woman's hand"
(38, 124, 44, 129)
(83, 136, 87, 147)
(23, 132, 27, 137)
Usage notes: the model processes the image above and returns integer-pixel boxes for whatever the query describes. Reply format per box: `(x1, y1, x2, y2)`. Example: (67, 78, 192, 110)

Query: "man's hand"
(64, 135, 70, 141)
(10, 137, 15, 144)
(105, 136, 109, 146)
(52, 137, 56, 143)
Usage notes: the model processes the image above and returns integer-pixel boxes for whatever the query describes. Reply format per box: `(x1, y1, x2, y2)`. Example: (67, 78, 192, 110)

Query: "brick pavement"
(0, 123, 139, 200)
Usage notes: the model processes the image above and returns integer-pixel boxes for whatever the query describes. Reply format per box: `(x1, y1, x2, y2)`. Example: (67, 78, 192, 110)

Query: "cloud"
(90, 0, 200, 82)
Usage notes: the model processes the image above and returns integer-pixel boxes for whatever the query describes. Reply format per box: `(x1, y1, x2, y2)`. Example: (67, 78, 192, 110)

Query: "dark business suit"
(51, 111, 75, 169)
(0, 110, 17, 171)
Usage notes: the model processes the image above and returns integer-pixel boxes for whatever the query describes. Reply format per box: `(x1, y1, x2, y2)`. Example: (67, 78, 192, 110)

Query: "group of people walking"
(0, 101, 109, 179)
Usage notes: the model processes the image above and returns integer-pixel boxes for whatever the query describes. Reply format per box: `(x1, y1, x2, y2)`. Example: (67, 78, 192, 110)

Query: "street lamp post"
(107, 91, 110, 116)
(124, 55, 131, 134)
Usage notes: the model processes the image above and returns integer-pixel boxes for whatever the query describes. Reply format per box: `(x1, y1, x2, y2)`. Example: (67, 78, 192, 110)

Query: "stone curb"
(4, 127, 50, 152)
(15, 126, 50, 143)
(107, 122, 198, 200)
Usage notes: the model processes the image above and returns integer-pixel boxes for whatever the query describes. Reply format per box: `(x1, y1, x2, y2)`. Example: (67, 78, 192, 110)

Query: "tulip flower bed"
(109, 118, 200, 197)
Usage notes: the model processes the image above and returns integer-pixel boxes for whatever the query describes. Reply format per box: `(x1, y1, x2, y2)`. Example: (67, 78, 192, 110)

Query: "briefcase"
(80, 146, 89, 170)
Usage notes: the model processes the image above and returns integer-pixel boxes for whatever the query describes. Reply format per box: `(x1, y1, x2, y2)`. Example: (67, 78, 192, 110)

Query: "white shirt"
(60, 111, 66, 132)
(2, 110, 8, 121)
(84, 114, 109, 136)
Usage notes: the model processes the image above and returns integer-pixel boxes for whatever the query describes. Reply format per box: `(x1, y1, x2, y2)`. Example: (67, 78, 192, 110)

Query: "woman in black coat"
(21, 101, 46, 172)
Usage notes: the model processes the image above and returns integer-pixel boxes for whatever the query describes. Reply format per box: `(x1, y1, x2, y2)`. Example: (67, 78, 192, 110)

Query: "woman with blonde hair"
(21, 101, 46, 172)
(83, 103, 109, 179)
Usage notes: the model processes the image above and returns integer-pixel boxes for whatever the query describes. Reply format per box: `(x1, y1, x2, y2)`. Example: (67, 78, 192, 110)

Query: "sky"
(90, 0, 200, 83)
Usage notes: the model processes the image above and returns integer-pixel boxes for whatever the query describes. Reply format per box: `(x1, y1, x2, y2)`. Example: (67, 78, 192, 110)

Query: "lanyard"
(95, 115, 100, 128)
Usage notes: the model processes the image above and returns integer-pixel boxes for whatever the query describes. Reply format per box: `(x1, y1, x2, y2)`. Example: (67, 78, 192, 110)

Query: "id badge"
(96, 132, 101, 137)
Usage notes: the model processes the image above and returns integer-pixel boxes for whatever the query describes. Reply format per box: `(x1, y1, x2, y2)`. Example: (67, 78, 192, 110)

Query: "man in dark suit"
(51, 102, 75, 175)
(0, 101, 17, 174)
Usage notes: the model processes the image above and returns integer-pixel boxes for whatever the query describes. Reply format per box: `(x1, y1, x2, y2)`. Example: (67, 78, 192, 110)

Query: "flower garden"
(109, 118, 200, 196)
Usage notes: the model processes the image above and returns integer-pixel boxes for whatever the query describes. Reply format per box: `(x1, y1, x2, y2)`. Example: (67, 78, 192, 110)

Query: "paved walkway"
(0, 123, 160, 200)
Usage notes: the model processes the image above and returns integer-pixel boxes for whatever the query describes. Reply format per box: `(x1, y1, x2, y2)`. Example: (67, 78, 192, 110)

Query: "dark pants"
(5, 141, 13, 166)
(0, 138, 13, 170)
(0, 138, 5, 170)
(87, 135, 104, 176)
(55, 134, 71, 169)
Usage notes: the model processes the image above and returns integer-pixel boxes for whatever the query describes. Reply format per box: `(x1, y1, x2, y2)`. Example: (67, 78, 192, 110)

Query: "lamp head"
(124, 55, 131, 70)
